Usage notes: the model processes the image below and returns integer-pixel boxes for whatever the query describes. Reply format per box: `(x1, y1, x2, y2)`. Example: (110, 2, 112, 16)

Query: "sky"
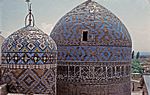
(0, 0, 150, 52)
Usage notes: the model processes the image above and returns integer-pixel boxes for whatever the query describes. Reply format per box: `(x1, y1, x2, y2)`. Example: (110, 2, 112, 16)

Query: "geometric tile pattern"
(50, 1, 132, 95)
(50, 0, 132, 63)
(1, 26, 57, 65)
(57, 46, 131, 61)
(2, 26, 57, 53)
(1, 25, 57, 95)
(50, 1, 132, 47)
(1, 52, 56, 65)
(1, 68, 56, 94)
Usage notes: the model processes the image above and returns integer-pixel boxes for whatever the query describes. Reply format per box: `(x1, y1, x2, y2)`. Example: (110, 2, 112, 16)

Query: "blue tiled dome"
(2, 26, 57, 65)
(50, 1, 132, 95)
(51, 1, 132, 47)
(1, 2, 57, 94)
(1, 26, 57, 94)
(50, 1, 132, 62)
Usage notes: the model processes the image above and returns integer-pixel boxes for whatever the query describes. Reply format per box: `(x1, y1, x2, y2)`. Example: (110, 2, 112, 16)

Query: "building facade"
(0, 0, 132, 95)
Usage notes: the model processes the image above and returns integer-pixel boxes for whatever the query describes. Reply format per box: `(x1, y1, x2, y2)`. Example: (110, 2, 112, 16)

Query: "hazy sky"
(0, 0, 150, 52)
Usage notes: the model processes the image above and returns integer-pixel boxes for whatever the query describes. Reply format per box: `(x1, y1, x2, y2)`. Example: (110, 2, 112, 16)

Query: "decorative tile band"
(0, 64, 57, 69)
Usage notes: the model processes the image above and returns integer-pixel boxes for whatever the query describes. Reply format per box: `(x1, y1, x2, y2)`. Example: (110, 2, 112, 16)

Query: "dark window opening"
(83, 31, 88, 41)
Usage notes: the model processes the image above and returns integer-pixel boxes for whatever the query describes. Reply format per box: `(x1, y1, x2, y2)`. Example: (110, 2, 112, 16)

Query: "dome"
(51, 1, 132, 47)
(1, 2, 57, 94)
(2, 26, 57, 65)
(50, 1, 132, 95)
(2, 26, 56, 53)
(50, 0, 132, 62)
(1, 26, 57, 94)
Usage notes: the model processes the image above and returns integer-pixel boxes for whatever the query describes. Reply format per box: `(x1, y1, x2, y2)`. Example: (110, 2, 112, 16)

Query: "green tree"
(131, 60, 143, 74)
(132, 51, 134, 59)
(136, 52, 140, 59)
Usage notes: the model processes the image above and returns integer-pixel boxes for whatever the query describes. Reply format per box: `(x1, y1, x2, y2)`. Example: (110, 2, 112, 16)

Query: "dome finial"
(25, 0, 35, 26)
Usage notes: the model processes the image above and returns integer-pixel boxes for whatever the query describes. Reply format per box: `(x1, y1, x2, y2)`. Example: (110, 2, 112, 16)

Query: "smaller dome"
(1, 26, 57, 65)
(2, 26, 57, 52)
(1, 2, 57, 94)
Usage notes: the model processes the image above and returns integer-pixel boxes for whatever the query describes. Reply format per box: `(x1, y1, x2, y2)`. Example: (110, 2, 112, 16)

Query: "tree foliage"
(132, 51, 134, 59)
(131, 60, 143, 74)
(136, 52, 140, 59)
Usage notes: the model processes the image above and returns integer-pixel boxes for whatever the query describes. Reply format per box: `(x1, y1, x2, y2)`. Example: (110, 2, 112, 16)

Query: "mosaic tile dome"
(2, 26, 56, 53)
(51, 1, 132, 62)
(50, 0, 132, 95)
(1, 26, 57, 94)
(51, 1, 132, 46)
(2, 26, 57, 65)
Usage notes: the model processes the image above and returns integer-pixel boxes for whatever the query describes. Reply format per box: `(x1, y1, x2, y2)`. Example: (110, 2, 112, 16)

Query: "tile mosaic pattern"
(1, 26, 57, 65)
(1, 52, 56, 65)
(1, 26, 57, 94)
(57, 46, 131, 61)
(50, 1, 132, 95)
(51, 1, 132, 47)
(1, 68, 56, 94)
(2, 26, 56, 53)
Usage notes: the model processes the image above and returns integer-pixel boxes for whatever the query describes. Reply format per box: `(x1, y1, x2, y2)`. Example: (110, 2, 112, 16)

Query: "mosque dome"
(50, 0, 132, 95)
(1, 26, 57, 94)
(2, 26, 57, 65)
(51, 0, 132, 62)
(51, 1, 132, 47)
(1, 2, 57, 94)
